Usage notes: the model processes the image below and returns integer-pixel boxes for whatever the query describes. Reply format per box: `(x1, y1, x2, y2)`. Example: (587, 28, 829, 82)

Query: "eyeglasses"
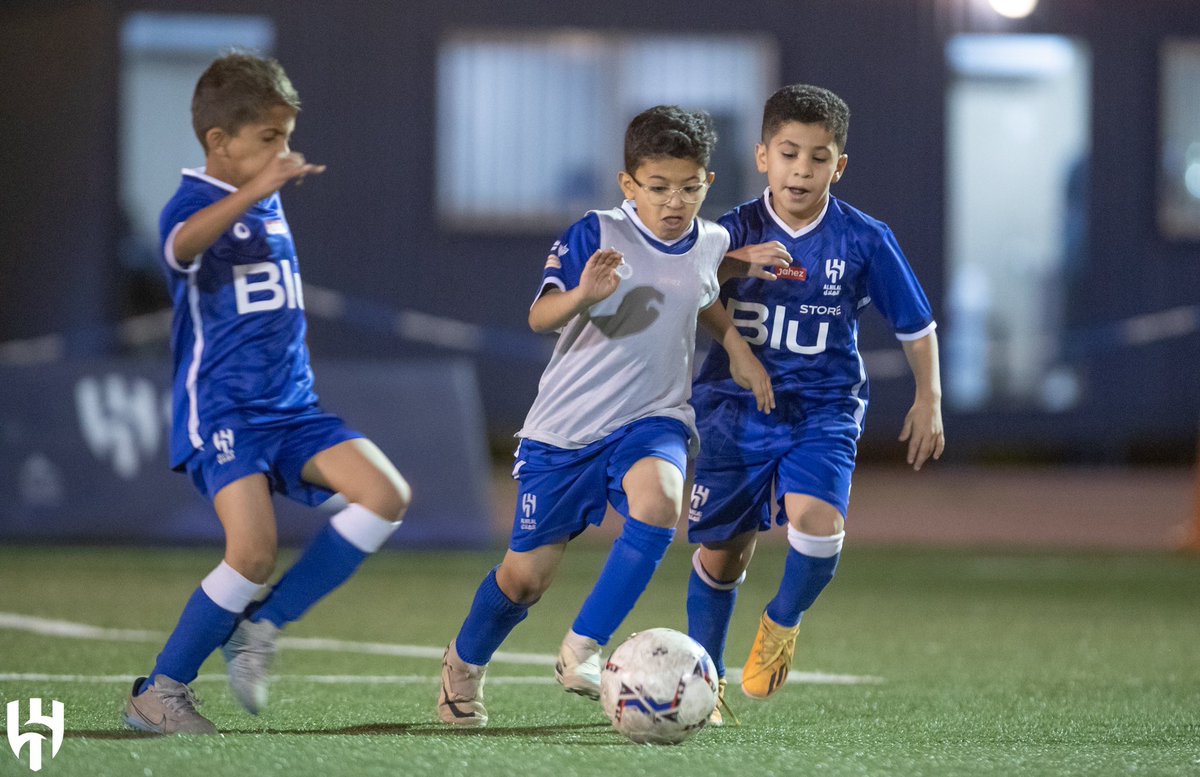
(629, 174, 711, 205)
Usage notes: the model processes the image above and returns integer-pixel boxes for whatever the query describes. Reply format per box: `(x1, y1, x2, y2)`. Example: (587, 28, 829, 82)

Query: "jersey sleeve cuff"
(163, 221, 202, 274)
(895, 321, 937, 341)
(530, 277, 566, 308)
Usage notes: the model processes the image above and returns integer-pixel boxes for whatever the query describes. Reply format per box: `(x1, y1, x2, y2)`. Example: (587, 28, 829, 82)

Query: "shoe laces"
(232, 621, 276, 656)
(444, 656, 486, 697)
(158, 683, 203, 715)
(715, 679, 741, 727)
(754, 623, 798, 668)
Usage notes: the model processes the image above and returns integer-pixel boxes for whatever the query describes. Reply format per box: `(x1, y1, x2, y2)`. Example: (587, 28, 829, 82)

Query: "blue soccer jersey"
(159, 168, 318, 470)
(692, 191, 935, 463)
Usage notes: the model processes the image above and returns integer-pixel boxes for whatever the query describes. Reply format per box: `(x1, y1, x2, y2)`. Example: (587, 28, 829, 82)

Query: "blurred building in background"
(1, 0, 1197, 482)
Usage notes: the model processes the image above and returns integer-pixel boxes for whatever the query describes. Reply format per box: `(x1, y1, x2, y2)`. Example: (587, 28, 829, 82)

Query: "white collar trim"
(620, 200, 694, 246)
(763, 187, 828, 239)
(183, 167, 238, 194)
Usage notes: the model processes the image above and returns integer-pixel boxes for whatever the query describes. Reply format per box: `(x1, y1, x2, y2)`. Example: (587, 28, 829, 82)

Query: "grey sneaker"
(123, 675, 218, 735)
(437, 642, 488, 727)
(555, 630, 601, 700)
(221, 618, 279, 715)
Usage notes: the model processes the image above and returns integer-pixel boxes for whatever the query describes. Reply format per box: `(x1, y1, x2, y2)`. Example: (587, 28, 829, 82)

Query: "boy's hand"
(246, 151, 326, 199)
(727, 242, 793, 281)
(578, 248, 624, 305)
(899, 399, 944, 471)
(728, 343, 775, 414)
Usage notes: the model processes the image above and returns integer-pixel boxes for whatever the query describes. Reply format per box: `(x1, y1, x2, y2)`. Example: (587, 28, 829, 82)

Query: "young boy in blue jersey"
(437, 105, 779, 728)
(687, 84, 945, 722)
(123, 53, 411, 735)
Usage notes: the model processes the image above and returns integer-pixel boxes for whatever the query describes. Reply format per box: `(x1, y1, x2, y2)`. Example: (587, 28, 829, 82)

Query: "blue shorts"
(687, 411, 858, 545)
(184, 411, 363, 506)
(510, 417, 690, 552)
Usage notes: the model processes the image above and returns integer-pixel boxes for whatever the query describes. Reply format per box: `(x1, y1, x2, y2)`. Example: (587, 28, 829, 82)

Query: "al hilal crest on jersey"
(693, 192, 936, 432)
(159, 168, 318, 470)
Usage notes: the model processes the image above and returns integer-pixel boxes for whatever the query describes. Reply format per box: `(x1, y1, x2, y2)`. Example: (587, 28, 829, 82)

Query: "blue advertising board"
(0, 358, 495, 548)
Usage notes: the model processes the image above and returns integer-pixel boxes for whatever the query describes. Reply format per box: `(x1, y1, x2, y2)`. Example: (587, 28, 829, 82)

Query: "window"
(119, 12, 276, 261)
(436, 31, 777, 230)
(944, 35, 1091, 412)
(1159, 39, 1200, 241)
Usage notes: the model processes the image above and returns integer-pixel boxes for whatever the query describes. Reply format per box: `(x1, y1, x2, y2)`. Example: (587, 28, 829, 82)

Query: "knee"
(792, 508, 845, 537)
(698, 541, 754, 583)
(630, 492, 683, 529)
(225, 548, 276, 585)
(496, 565, 549, 606)
(364, 472, 411, 523)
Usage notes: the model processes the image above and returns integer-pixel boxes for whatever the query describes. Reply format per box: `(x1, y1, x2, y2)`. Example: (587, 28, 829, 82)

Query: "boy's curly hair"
(762, 84, 850, 151)
(624, 105, 717, 173)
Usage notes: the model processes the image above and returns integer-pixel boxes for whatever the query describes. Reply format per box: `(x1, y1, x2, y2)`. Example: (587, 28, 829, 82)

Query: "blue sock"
(144, 587, 238, 690)
(454, 568, 530, 666)
(573, 517, 675, 646)
(252, 524, 368, 628)
(765, 549, 840, 628)
(686, 567, 738, 678)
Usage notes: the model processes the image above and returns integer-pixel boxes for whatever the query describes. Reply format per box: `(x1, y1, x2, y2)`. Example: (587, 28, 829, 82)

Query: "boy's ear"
(755, 143, 768, 174)
(617, 171, 637, 200)
(832, 153, 849, 183)
(205, 127, 228, 155)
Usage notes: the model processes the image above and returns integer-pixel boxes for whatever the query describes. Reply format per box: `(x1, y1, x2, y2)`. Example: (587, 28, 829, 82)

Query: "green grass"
(1, 543, 1198, 776)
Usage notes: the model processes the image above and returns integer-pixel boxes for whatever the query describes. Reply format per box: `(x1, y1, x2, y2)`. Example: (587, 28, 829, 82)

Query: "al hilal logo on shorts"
(520, 493, 537, 531)
(6, 699, 64, 772)
(688, 484, 710, 522)
(213, 428, 236, 465)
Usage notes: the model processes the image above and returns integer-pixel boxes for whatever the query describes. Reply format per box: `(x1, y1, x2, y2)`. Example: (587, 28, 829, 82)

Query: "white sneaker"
(555, 630, 602, 700)
(221, 618, 279, 715)
(437, 642, 488, 727)
(123, 675, 218, 735)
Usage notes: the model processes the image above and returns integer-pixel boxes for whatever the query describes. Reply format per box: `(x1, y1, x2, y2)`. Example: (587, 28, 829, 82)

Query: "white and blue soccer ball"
(600, 627, 719, 745)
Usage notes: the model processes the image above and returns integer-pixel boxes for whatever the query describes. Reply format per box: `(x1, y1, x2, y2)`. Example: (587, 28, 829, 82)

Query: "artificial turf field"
(1, 543, 1197, 776)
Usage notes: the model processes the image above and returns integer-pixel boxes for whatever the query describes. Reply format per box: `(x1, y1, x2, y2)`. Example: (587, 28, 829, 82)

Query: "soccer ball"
(600, 627, 719, 745)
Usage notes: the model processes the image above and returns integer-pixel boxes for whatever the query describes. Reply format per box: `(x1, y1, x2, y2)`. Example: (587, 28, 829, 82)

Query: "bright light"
(989, 0, 1038, 18)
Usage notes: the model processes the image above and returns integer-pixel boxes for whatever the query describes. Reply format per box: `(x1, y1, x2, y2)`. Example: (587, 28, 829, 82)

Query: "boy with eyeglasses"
(437, 105, 782, 728)
(685, 84, 944, 723)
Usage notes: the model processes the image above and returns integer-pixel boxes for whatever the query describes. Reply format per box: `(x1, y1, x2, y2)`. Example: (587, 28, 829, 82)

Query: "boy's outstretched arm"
(528, 248, 624, 333)
(699, 302, 775, 414)
(899, 332, 945, 471)
(717, 241, 793, 284)
(171, 152, 325, 265)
